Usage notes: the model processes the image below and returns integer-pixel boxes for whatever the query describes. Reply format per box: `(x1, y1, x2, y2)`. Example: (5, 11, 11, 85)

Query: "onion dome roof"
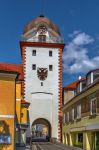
(23, 15, 60, 35)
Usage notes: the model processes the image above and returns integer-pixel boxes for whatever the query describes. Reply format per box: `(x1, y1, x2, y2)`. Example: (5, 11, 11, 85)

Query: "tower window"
(38, 35, 46, 42)
(32, 64, 36, 70)
(49, 51, 52, 57)
(41, 82, 43, 86)
(49, 65, 53, 71)
(32, 50, 36, 56)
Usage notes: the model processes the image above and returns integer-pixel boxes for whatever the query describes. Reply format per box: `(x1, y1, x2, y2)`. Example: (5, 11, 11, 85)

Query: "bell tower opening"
(31, 118, 51, 142)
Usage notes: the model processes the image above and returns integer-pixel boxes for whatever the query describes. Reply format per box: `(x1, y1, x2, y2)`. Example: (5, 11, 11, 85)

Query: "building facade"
(20, 15, 64, 141)
(0, 70, 18, 150)
(0, 15, 64, 146)
(62, 69, 99, 150)
(0, 64, 30, 149)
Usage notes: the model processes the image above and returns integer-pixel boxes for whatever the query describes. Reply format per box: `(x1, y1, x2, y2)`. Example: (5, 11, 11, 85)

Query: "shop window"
(90, 98, 97, 115)
(32, 50, 36, 56)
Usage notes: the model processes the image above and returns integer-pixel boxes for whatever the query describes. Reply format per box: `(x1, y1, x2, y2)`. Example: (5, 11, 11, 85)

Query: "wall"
(16, 83, 21, 124)
(64, 90, 74, 105)
(25, 47, 59, 139)
(0, 73, 16, 150)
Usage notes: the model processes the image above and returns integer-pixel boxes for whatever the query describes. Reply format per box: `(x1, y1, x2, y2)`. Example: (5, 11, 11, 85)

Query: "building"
(0, 64, 30, 149)
(0, 69, 18, 150)
(20, 15, 64, 142)
(0, 15, 64, 146)
(62, 69, 99, 150)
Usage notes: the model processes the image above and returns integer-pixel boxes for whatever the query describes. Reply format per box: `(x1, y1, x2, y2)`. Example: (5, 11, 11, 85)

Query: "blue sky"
(0, 0, 99, 86)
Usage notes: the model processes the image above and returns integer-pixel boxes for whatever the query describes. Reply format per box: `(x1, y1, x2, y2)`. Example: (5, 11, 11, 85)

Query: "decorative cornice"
(20, 41, 65, 54)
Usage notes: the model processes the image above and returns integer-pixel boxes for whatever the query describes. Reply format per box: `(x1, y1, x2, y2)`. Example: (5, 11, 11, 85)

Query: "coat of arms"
(37, 68, 48, 80)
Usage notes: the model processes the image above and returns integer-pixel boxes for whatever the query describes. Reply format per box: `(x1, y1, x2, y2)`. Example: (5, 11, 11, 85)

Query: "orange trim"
(20, 41, 65, 52)
(21, 46, 26, 98)
(58, 47, 64, 142)
(21, 100, 30, 104)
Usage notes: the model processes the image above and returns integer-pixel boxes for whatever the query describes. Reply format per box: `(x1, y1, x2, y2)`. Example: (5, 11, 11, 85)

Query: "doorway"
(31, 118, 51, 142)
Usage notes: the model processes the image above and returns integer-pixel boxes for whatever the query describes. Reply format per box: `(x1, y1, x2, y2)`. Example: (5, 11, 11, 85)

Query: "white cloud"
(63, 31, 99, 74)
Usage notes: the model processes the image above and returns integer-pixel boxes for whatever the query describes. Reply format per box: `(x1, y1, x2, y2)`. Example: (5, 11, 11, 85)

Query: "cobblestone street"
(32, 142, 83, 150)
(16, 143, 83, 150)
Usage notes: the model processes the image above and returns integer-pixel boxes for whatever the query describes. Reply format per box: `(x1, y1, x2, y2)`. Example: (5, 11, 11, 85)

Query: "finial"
(39, 15, 44, 18)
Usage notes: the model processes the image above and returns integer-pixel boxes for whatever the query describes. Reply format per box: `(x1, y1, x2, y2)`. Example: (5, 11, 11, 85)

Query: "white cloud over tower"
(63, 31, 99, 74)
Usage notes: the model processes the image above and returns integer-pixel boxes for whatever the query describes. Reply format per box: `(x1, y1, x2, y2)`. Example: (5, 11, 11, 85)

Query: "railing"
(22, 36, 64, 44)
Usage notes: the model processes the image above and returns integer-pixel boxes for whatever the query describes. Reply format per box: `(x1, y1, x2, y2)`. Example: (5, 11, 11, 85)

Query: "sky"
(0, 0, 99, 86)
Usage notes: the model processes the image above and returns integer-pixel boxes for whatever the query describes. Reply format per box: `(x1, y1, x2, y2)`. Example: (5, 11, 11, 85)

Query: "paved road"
(32, 142, 83, 150)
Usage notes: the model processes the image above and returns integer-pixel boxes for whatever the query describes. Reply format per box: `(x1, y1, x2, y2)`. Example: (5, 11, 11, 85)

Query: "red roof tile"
(21, 100, 30, 105)
(0, 63, 23, 80)
(63, 77, 86, 90)
(64, 81, 78, 90)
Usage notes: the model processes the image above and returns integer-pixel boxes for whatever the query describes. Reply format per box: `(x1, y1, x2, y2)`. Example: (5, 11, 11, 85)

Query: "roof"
(63, 81, 78, 90)
(86, 68, 99, 77)
(0, 63, 23, 80)
(21, 100, 30, 106)
(63, 78, 99, 111)
(63, 77, 86, 90)
(23, 15, 60, 35)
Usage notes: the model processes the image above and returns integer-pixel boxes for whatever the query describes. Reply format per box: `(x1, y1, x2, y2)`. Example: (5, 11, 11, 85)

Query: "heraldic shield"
(37, 68, 48, 80)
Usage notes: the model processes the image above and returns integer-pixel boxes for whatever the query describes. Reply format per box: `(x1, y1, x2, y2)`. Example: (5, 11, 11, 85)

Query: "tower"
(20, 16, 64, 142)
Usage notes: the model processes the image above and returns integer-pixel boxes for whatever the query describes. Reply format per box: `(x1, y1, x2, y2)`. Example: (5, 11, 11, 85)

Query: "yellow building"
(0, 69, 18, 150)
(0, 63, 30, 149)
(62, 69, 99, 150)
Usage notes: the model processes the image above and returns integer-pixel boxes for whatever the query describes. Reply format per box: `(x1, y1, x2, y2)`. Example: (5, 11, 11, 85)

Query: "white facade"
(24, 47, 59, 139)
(21, 16, 64, 141)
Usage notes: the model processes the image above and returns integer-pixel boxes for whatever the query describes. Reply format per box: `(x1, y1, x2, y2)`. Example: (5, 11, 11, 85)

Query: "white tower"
(20, 16, 64, 142)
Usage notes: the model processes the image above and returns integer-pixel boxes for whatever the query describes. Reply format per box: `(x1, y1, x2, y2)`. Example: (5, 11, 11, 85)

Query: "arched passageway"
(31, 118, 51, 142)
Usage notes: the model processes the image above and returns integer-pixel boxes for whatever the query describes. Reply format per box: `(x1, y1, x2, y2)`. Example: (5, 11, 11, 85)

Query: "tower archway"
(31, 118, 51, 142)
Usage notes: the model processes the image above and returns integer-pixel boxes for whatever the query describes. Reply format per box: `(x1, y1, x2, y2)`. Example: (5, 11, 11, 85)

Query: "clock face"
(38, 25, 47, 35)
